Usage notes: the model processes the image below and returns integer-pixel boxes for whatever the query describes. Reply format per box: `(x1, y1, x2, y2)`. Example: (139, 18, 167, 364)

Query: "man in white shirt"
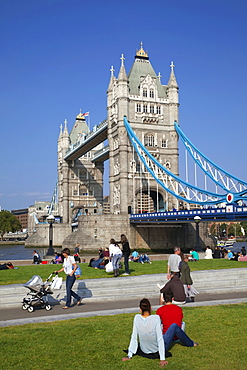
(167, 247, 181, 279)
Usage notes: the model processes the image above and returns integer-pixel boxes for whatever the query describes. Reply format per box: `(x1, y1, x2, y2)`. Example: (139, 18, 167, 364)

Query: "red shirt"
(156, 304, 183, 334)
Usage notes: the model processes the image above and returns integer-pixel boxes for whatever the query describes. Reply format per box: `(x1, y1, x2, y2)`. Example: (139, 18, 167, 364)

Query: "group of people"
(131, 250, 152, 264)
(88, 235, 133, 276)
(207, 245, 247, 261)
(166, 247, 197, 303)
(122, 246, 199, 365)
(122, 294, 198, 366)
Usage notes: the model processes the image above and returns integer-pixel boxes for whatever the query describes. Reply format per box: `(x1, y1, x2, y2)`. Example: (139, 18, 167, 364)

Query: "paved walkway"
(1, 290, 247, 327)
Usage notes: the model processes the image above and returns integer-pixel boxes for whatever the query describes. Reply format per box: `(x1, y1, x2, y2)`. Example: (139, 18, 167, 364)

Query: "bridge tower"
(107, 44, 179, 215)
(57, 113, 104, 224)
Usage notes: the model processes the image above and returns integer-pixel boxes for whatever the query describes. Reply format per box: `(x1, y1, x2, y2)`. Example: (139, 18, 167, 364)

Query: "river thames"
(0, 244, 62, 261)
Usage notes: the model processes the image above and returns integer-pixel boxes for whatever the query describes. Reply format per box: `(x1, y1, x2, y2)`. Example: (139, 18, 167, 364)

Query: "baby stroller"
(22, 273, 61, 312)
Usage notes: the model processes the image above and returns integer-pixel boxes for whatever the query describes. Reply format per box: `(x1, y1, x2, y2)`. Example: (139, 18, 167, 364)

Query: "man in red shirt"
(156, 291, 198, 353)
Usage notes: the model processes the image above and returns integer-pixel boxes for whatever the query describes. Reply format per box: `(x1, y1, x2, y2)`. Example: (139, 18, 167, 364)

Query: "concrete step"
(0, 268, 247, 309)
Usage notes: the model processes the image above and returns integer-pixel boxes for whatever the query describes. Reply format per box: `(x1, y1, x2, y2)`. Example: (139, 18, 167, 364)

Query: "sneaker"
(190, 297, 195, 302)
(122, 272, 129, 276)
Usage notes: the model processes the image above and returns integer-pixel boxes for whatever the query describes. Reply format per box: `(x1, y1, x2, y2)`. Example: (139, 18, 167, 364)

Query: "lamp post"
(194, 216, 202, 251)
(46, 214, 55, 256)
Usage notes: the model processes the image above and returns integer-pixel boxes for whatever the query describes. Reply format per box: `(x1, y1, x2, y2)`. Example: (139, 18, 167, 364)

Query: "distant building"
(11, 208, 28, 231)
(103, 196, 110, 214)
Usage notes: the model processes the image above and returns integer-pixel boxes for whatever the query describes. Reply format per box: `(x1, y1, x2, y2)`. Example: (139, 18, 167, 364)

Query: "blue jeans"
(163, 323, 194, 350)
(112, 253, 122, 270)
(65, 275, 80, 307)
(139, 254, 151, 263)
(123, 253, 130, 274)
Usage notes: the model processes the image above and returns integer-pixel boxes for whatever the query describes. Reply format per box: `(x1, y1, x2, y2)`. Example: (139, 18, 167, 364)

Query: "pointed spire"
(118, 53, 127, 81)
(158, 72, 162, 82)
(58, 122, 63, 140)
(110, 65, 115, 78)
(63, 119, 69, 136)
(168, 61, 178, 87)
(108, 65, 115, 91)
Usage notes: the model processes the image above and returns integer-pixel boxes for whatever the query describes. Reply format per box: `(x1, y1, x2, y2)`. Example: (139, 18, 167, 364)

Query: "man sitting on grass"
(156, 291, 198, 354)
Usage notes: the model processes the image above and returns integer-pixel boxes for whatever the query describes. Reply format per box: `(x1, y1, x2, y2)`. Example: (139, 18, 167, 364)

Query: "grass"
(0, 303, 247, 369)
(0, 259, 247, 285)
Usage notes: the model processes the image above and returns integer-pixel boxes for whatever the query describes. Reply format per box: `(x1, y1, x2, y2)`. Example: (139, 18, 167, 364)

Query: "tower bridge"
(26, 44, 247, 251)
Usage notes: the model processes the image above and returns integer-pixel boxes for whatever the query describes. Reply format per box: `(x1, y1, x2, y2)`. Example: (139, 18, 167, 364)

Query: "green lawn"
(1, 303, 247, 369)
(0, 259, 247, 285)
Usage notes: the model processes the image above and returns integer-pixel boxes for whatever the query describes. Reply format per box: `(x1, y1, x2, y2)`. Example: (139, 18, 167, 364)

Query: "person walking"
(55, 248, 81, 309)
(120, 234, 131, 275)
(109, 239, 122, 277)
(167, 247, 181, 279)
(179, 255, 196, 302)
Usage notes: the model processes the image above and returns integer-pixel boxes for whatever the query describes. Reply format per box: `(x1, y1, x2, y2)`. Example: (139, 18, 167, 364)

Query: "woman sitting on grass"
(122, 298, 168, 367)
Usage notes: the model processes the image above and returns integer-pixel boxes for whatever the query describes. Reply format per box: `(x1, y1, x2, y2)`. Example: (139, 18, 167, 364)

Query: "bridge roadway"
(130, 204, 247, 224)
(64, 119, 108, 162)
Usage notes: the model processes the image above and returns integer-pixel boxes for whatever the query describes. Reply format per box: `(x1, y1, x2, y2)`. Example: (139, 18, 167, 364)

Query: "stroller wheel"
(45, 304, 52, 311)
(22, 304, 29, 310)
(28, 306, 34, 312)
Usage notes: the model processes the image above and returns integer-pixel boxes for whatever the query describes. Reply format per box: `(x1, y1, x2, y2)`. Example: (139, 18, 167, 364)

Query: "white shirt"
(109, 243, 122, 257)
(168, 254, 181, 272)
(63, 256, 76, 275)
(127, 314, 165, 360)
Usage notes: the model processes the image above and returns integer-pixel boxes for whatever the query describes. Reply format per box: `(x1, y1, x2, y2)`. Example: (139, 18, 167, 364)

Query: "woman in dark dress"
(120, 234, 131, 275)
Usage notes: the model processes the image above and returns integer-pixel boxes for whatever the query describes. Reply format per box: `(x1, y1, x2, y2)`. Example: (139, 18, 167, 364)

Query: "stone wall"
(62, 214, 214, 251)
(62, 214, 131, 250)
(25, 223, 71, 247)
(25, 213, 214, 251)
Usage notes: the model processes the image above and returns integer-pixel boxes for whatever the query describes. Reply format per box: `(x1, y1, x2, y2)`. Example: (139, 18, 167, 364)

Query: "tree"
(0, 210, 22, 240)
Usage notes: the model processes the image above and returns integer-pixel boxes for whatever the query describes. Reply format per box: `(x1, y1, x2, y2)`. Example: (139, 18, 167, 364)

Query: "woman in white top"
(204, 246, 213, 259)
(55, 248, 81, 309)
(109, 239, 122, 277)
(122, 298, 168, 367)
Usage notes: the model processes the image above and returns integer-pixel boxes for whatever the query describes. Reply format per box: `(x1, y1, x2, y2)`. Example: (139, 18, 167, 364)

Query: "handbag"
(105, 261, 113, 273)
(51, 275, 63, 290)
(74, 265, 82, 278)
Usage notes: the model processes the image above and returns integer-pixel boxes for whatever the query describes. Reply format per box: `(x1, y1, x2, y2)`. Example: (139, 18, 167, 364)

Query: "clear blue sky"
(1, 0, 247, 211)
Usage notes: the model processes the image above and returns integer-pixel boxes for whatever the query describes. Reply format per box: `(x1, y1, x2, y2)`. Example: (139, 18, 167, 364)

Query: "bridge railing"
(130, 205, 247, 222)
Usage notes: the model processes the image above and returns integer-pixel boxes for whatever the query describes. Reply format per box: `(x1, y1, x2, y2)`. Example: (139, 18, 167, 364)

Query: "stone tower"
(107, 44, 179, 215)
(57, 112, 104, 224)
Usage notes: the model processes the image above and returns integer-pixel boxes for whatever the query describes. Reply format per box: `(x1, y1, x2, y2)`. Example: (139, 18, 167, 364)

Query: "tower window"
(144, 133, 154, 147)
(150, 89, 154, 98)
(161, 139, 168, 148)
(143, 88, 147, 97)
(136, 103, 141, 113)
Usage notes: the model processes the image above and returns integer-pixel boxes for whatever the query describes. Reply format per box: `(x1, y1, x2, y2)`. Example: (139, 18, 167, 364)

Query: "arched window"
(144, 133, 154, 147)
(150, 105, 154, 114)
(157, 106, 161, 114)
(150, 89, 154, 98)
(143, 104, 148, 113)
(143, 88, 147, 97)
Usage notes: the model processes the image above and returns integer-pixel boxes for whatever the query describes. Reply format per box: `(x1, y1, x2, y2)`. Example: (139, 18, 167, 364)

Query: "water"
(0, 244, 61, 261)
